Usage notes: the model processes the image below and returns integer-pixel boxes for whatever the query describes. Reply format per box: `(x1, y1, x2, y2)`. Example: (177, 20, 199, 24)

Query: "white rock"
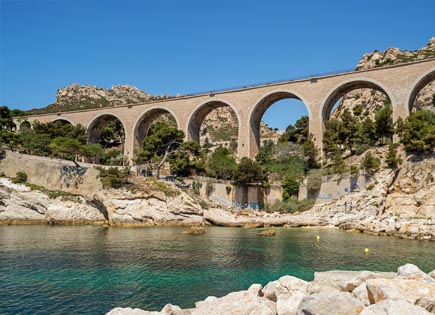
(105, 307, 159, 315)
(360, 299, 430, 315)
(297, 291, 364, 315)
(366, 278, 435, 312)
(191, 284, 276, 315)
(352, 283, 370, 306)
(397, 264, 434, 283)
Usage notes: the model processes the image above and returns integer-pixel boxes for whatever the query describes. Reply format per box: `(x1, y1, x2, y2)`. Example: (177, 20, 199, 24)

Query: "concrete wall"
(190, 177, 282, 210)
(0, 150, 103, 196)
(299, 173, 368, 204)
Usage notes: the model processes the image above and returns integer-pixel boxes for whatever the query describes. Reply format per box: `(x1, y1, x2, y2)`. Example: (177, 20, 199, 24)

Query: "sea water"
(1, 225, 434, 315)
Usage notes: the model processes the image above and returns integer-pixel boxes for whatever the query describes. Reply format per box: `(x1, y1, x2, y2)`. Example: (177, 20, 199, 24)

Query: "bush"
(233, 157, 265, 186)
(265, 197, 315, 213)
(360, 152, 381, 174)
(12, 171, 27, 184)
(385, 144, 401, 169)
(350, 165, 360, 175)
(192, 180, 202, 195)
(397, 111, 435, 152)
(306, 170, 322, 194)
(96, 167, 130, 188)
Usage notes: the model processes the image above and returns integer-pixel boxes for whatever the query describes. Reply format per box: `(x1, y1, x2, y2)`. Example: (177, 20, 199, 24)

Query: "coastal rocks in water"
(365, 278, 435, 312)
(106, 307, 159, 315)
(296, 291, 364, 315)
(182, 226, 205, 235)
(360, 299, 431, 315)
(263, 275, 309, 315)
(398, 263, 435, 283)
(106, 263, 435, 315)
(309, 270, 397, 293)
(259, 229, 276, 236)
(192, 284, 276, 315)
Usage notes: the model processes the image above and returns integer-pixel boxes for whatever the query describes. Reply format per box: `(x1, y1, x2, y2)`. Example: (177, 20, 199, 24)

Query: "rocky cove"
(0, 149, 434, 241)
(106, 263, 435, 315)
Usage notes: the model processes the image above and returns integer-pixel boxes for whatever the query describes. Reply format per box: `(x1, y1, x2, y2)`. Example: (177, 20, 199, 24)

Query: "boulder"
(397, 263, 434, 283)
(352, 283, 370, 306)
(297, 291, 364, 315)
(160, 304, 190, 315)
(263, 275, 309, 315)
(259, 229, 276, 236)
(191, 284, 276, 315)
(366, 278, 435, 312)
(360, 299, 430, 315)
(105, 307, 159, 315)
(309, 270, 396, 293)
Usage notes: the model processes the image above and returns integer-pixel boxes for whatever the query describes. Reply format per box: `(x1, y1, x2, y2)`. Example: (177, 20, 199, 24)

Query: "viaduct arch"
(15, 59, 435, 163)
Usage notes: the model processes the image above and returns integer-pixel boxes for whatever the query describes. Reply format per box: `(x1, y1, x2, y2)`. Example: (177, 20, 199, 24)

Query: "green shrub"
(350, 165, 360, 175)
(12, 171, 27, 184)
(96, 166, 130, 189)
(360, 152, 381, 174)
(265, 197, 315, 213)
(306, 170, 322, 194)
(192, 180, 202, 195)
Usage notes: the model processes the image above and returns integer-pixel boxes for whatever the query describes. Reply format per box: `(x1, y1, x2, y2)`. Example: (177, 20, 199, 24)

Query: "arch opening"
(188, 101, 239, 152)
(250, 92, 309, 156)
(323, 81, 391, 122)
(51, 118, 73, 125)
(19, 120, 32, 131)
(134, 109, 178, 150)
(87, 114, 125, 149)
(408, 70, 435, 114)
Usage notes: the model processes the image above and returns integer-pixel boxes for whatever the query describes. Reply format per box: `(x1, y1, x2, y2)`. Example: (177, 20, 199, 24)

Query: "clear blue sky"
(1, 0, 434, 130)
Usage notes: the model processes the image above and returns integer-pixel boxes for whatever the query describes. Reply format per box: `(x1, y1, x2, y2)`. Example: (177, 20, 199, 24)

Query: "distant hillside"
(331, 37, 435, 121)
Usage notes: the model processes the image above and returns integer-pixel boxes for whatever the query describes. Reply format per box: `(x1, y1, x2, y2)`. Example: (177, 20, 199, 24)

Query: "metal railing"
(184, 67, 356, 97)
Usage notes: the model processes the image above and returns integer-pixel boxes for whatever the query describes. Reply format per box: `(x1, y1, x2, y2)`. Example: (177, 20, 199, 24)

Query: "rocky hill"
(331, 37, 435, 120)
(26, 84, 173, 115)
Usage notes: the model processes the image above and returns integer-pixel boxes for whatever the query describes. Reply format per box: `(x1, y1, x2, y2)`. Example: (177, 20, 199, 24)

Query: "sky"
(1, 0, 434, 130)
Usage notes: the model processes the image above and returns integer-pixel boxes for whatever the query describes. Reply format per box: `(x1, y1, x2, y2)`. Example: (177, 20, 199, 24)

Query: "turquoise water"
(0, 225, 434, 315)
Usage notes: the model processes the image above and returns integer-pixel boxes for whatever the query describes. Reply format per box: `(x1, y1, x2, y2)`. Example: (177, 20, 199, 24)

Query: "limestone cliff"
(331, 37, 435, 120)
(0, 149, 205, 226)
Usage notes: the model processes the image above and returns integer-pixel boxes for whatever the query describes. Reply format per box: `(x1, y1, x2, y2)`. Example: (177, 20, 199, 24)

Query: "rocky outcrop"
(356, 37, 435, 71)
(27, 84, 173, 115)
(200, 106, 278, 143)
(0, 176, 205, 226)
(0, 178, 106, 225)
(331, 37, 435, 120)
(106, 264, 435, 315)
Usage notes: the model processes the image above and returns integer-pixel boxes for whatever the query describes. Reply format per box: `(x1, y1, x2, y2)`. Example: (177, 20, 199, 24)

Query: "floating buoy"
(316, 236, 320, 242)
(364, 248, 369, 255)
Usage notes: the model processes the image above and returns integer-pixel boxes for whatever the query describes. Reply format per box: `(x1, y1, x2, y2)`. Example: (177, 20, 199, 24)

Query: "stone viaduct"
(17, 59, 435, 163)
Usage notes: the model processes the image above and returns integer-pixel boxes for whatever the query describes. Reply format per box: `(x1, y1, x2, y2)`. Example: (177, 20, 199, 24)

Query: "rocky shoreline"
(1, 172, 434, 241)
(105, 263, 435, 315)
(1, 148, 434, 240)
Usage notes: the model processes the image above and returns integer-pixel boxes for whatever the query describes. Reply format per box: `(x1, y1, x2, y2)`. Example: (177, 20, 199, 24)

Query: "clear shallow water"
(0, 225, 434, 315)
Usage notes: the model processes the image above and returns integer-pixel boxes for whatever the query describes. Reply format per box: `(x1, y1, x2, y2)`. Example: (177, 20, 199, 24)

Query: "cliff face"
(0, 151, 204, 226)
(331, 37, 435, 120)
